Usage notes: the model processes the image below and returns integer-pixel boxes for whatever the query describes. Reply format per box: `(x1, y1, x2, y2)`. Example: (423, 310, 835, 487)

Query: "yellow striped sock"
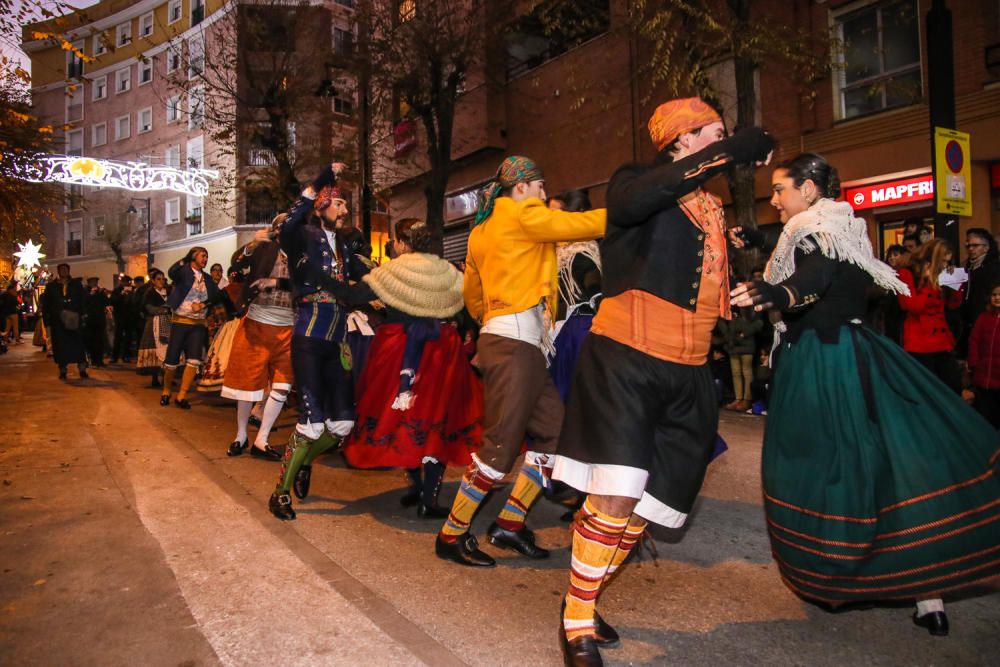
(563, 498, 630, 641)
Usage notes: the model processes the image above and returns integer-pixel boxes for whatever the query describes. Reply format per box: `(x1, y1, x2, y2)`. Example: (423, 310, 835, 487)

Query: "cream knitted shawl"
(363, 252, 464, 319)
(764, 198, 909, 295)
(556, 241, 602, 306)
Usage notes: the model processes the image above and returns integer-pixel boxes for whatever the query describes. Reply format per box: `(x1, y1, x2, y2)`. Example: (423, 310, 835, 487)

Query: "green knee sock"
(275, 431, 315, 494)
(302, 431, 339, 466)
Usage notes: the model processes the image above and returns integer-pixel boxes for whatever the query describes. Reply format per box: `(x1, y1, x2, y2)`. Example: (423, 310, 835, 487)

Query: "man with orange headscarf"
(552, 98, 773, 665)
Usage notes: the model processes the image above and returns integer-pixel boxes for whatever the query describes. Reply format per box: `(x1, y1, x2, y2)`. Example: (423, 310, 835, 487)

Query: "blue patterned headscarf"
(473, 155, 544, 226)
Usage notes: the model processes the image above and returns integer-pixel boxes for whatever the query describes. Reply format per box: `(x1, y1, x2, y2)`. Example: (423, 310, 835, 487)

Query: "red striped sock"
(563, 498, 630, 641)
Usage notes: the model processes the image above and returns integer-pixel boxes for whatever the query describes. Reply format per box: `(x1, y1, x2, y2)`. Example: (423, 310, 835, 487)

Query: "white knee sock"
(254, 391, 286, 448)
(916, 598, 944, 616)
(234, 400, 252, 443)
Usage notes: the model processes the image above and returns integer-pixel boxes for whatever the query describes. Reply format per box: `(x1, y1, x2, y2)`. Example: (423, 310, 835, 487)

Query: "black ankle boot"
(400, 467, 422, 507)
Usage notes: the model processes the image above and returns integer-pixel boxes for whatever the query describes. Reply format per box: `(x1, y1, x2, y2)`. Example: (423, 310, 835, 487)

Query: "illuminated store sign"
(9, 154, 219, 197)
(843, 174, 934, 210)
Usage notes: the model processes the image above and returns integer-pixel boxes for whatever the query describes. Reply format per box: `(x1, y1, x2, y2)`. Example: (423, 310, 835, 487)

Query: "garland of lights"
(9, 154, 219, 197)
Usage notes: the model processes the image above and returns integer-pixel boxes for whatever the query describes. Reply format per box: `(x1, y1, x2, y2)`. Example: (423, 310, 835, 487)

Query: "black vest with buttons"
(600, 127, 773, 310)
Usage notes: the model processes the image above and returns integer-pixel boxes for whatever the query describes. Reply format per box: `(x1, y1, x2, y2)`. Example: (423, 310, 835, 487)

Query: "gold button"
(689, 298, 697, 305)
(692, 282, 699, 288)
(695, 267, 702, 273)
(697, 250, 704, 257)
(697, 234, 705, 241)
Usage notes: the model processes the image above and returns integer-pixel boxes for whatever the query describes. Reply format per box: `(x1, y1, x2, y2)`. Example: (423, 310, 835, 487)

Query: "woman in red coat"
(967, 283, 1000, 428)
(897, 239, 964, 393)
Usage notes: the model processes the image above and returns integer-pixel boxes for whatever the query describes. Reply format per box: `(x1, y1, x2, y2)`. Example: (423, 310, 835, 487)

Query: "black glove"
(311, 164, 338, 192)
(726, 127, 775, 165)
(734, 226, 766, 249)
(742, 280, 793, 311)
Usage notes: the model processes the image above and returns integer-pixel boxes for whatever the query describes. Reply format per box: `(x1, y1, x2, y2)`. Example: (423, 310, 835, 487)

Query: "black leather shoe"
(293, 464, 312, 499)
(559, 621, 603, 667)
(913, 610, 949, 636)
(268, 492, 296, 520)
(226, 439, 248, 457)
(560, 599, 620, 649)
(487, 521, 550, 559)
(175, 398, 191, 410)
(417, 503, 450, 519)
(435, 533, 496, 567)
(399, 489, 421, 507)
(250, 444, 284, 461)
(58, 369, 67, 380)
(594, 613, 620, 648)
(159, 395, 170, 407)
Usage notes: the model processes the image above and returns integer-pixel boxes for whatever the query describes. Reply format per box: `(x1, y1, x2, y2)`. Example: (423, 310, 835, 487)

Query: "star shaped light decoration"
(14, 240, 45, 270)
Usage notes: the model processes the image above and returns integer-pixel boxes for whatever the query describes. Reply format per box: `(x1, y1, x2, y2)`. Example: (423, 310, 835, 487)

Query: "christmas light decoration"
(9, 154, 219, 197)
(13, 239, 45, 270)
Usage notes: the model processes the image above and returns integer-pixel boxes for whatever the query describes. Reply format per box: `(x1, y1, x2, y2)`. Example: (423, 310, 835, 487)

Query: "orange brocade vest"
(591, 189, 731, 366)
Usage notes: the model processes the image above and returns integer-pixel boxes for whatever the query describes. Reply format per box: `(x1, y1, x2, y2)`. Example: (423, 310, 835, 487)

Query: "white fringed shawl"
(556, 241, 602, 306)
(764, 198, 909, 295)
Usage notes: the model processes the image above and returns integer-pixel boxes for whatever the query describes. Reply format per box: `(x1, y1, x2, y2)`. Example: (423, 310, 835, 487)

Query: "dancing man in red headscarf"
(267, 162, 370, 520)
(552, 99, 774, 665)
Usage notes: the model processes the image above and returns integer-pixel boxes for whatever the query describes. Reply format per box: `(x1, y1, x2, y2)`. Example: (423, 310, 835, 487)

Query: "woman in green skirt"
(730, 152, 1000, 637)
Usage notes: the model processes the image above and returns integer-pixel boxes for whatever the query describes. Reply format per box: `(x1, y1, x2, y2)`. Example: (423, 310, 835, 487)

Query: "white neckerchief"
(764, 198, 909, 295)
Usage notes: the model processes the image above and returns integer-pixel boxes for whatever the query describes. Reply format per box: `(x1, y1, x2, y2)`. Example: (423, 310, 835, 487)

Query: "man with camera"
(221, 214, 295, 461)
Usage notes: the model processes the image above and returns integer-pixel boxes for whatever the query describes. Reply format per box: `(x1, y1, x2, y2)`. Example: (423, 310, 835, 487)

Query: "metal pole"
(145, 197, 152, 275)
(926, 0, 958, 249)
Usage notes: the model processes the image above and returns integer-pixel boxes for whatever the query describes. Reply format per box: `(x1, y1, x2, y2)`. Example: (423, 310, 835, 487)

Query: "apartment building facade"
(378, 0, 1000, 263)
(23, 0, 357, 284)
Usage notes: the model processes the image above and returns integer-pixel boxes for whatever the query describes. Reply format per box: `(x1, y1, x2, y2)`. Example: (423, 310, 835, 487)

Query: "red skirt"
(344, 323, 482, 469)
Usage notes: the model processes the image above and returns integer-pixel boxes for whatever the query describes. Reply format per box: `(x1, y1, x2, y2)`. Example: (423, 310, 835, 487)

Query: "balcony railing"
(246, 207, 280, 226)
(247, 148, 277, 166)
(192, 4, 205, 25)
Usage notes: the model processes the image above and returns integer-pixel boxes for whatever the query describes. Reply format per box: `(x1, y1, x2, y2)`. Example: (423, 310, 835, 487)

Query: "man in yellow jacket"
(435, 155, 606, 568)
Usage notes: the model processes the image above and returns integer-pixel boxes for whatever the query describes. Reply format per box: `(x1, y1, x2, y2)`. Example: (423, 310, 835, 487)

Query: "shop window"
(834, 0, 922, 120)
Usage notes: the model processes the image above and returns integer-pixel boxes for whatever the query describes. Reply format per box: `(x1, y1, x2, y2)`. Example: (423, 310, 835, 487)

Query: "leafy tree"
(631, 0, 827, 238)
(163, 0, 336, 214)
(357, 0, 514, 247)
(0, 68, 63, 263)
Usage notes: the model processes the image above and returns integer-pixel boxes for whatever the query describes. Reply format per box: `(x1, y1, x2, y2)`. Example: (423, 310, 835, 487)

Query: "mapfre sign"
(843, 174, 934, 210)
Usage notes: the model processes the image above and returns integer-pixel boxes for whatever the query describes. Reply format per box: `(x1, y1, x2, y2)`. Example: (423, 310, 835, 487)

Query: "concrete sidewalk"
(0, 343, 445, 666)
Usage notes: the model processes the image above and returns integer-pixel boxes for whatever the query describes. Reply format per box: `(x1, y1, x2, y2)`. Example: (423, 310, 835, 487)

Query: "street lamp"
(126, 198, 152, 275)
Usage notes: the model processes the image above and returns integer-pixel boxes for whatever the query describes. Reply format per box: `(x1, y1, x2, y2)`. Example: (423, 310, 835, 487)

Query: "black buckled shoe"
(913, 611, 949, 636)
(487, 521, 550, 559)
(293, 464, 312, 499)
(159, 395, 170, 407)
(227, 439, 248, 457)
(175, 398, 191, 410)
(559, 618, 603, 667)
(268, 492, 296, 520)
(435, 533, 496, 567)
(250, 444, 283, 461)
(417, 503, 450, 519)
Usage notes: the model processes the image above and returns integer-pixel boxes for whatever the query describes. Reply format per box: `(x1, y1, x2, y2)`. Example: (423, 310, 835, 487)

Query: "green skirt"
(764, 324, 1000, 604)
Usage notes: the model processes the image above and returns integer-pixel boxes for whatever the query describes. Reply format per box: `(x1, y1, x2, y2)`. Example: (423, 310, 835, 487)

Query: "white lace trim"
(764, 198, 909, 295)
(556, 241, 601, 306)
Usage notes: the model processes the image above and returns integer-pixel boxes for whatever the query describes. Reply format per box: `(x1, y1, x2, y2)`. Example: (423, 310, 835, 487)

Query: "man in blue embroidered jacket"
(268, 162, 369, 520)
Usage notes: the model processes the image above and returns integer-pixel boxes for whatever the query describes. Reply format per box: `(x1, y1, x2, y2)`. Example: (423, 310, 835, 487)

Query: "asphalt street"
(1, 341, 998, 666)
